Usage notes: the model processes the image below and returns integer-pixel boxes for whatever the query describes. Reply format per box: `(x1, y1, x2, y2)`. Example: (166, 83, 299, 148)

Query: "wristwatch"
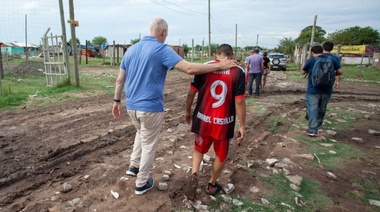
(113, 99, 121, 103)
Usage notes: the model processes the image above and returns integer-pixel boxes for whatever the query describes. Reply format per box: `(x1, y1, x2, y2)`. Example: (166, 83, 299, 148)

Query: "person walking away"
(301, 45, 343, 137)
(246, 48, 264, 97)
(185, 44, 246, 196)
(261, 52, 271, 92)
(244, 51, 253, 92)
(322, 41, 343, 89)
(112, 17, 237, 195)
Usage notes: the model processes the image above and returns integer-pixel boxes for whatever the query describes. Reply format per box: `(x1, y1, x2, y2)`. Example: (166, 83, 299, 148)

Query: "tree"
(130, 38, 140, 45)
(327, 26, 380, 45)
(92, 36, 108, 45)
(294, 25, 326, 47)
(204, 43, 218, 57)
(277, 37, 295, 56)
(68, 38, 80, 45)
(182, 43, 189, 58)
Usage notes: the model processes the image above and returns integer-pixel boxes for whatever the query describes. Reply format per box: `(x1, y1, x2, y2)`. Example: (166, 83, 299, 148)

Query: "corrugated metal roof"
(12, 42, 39, 48)
(1, 42, 39, 48)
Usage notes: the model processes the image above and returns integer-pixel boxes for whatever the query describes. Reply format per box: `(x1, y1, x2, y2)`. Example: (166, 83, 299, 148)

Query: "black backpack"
(311, 55, 335, 88)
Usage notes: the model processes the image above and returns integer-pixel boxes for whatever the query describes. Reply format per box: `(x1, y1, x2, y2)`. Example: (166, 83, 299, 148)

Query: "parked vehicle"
(268, 53, 287, 71)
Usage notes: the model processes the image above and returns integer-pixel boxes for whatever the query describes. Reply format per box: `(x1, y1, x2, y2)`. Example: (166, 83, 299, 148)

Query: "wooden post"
(0, 42, 3, 94)
(86, 40, 88, 64)
(336, 44, 342, 62)
(117, 44, 119, 65)
(69, 0, 80, 86)
(0, 42, 3, 80)
(112, 41, 116, 66)
(301, 44, 309, 70)
(309, 15, 318, 59)
(59, 0, 70, 82)
(191, 39, 194, 63)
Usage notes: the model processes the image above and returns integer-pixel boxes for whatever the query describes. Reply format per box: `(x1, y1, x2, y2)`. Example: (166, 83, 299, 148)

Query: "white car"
(268, 53, 287, 71)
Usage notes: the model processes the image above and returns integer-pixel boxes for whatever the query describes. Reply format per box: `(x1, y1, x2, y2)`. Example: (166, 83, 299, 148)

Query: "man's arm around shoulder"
(174, 57, 236, 75)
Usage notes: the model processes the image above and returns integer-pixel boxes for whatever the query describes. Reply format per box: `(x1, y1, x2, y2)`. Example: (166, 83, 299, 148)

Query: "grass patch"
(342, 65, 380, 82)
(348, 178, 380, 204)
(298, 178, 334, 211)
(324, 107, 366, 131)
(0, 69, 116, 110)
(284, 63, 380, 84)
(206, 194, 273, 212)
(258, 173, 333, 212)
(300, 137, 364, 170)
(269, 115, 286, 132)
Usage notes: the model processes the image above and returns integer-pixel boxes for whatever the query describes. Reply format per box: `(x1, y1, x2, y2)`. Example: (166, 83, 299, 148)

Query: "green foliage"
(294, 25, 326, 47)
(92, 36, 108, 45)
(269, 116, 285, 132)
(341, 65, 380, 82)
(299, 178, 334, 210)
(259, 173, 333, 211)
(130, 38, 141, 45)
(68, 37, 80, 45)
(206, 43, 218, 56)
(327, 26, 380, 45)
(0, 65, 116, 110)
(299, 123, 364, 169)
(277, 37, 295, 56)
(182, 43, 189, 57)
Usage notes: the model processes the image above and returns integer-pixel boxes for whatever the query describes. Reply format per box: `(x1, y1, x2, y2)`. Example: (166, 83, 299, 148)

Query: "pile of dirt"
(11, 61, 44, 74)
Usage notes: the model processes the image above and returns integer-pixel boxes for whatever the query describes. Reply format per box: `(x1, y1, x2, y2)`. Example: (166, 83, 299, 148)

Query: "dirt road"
(1, 68, 379, 211)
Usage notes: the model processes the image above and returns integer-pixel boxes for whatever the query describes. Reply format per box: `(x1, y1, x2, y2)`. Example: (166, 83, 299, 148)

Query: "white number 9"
(210, 80, 227, 108)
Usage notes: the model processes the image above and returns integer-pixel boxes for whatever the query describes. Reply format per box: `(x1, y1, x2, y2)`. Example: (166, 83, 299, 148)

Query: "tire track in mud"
(0, 127, 135, 207)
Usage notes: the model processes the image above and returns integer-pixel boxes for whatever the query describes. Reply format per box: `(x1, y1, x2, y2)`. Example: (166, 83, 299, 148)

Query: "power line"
(150, 0, 194, 15)
(162, 0, 206, 15)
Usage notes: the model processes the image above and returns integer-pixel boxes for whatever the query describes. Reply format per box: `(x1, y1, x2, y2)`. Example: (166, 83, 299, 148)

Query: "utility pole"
(235, 24, 237, 56)
(208, 0, 211, 60)
(25, 14, 28, 60)
(68, 0, 80, 86)
(59, 0, 70, 82)
(309, 15, 318, 59)
(256, 34, 259, 48)
(0, 42, 3, 94)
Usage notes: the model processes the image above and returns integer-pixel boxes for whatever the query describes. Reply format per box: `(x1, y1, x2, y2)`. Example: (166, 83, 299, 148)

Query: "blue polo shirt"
(120, 36, 183, 112)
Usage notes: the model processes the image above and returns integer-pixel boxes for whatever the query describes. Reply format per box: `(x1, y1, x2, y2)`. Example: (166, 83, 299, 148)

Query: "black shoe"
(304, 130, 317, 137)
(126, 167, 139, 176)
(135, 178, 154, 195)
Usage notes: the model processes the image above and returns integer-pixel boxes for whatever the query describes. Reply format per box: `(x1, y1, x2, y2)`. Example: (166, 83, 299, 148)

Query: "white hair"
(149, 17, 168, 35)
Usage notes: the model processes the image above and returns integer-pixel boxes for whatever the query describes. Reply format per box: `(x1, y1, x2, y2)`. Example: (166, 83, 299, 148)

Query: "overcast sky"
(1, 0, 379, 49)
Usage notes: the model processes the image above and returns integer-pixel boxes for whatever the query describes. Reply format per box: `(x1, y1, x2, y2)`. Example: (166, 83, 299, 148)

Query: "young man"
(246, 48, 264, 97)
(185, 44, 246, 196)
(261, 52, 271, 91)
(112, 18, 237, 195)
(301, 45, 343, 137)
(322, 41, 343, 89)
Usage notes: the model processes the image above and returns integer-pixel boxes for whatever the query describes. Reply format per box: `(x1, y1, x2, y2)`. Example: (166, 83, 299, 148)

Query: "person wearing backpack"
(322, 41, 343, 89)
(301, 45, 343, 137)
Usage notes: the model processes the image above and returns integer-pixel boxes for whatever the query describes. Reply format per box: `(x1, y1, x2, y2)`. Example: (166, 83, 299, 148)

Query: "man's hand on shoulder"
(218, 57, 237, 69)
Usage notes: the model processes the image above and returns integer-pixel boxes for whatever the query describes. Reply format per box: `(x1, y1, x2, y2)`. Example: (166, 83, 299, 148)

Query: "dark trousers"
(248, 73, 262, 96)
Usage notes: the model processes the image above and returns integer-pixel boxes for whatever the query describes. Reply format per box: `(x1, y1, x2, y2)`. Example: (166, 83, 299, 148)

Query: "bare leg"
(192, 150, 203, 174)
(209, 156, 225, 185)
(262, 75, 267, 88)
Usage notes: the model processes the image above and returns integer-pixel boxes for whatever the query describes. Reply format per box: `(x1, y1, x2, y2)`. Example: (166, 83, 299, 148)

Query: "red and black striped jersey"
(190, 61, 246, 140)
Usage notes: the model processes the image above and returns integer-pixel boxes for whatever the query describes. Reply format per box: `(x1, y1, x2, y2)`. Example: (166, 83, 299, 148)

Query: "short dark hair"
(216, 44, 234, 56)
(322, 41, 334, 51)
(311, 45, 323, 54)
(262, 51, 267, 56)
